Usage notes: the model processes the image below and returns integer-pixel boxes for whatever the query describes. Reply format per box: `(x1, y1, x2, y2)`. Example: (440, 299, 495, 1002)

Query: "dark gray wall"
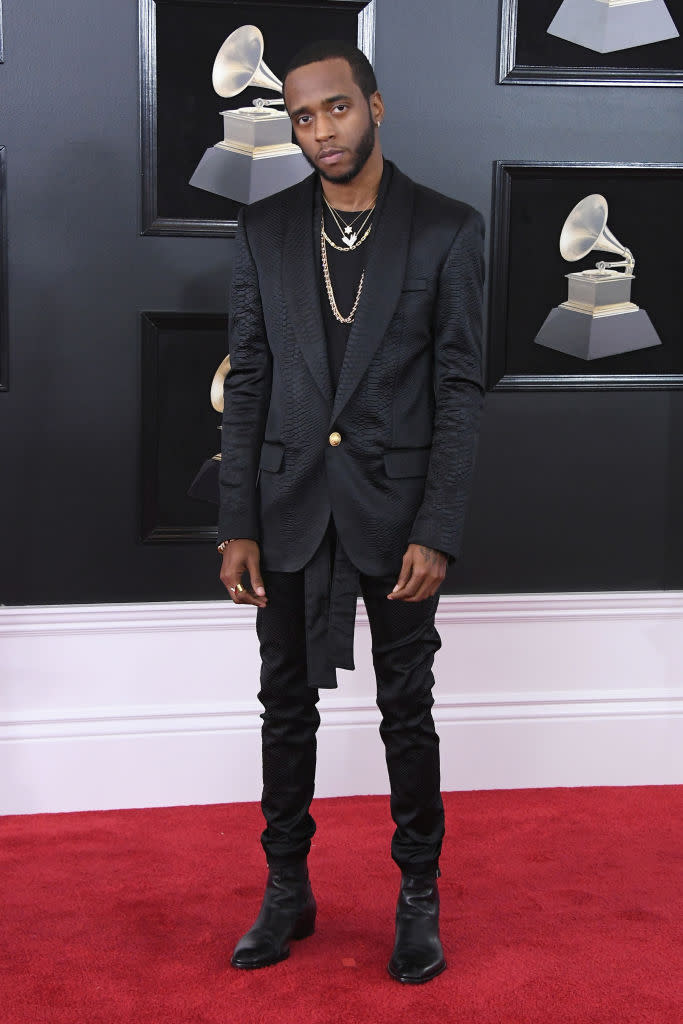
(1, 0, 682, 604)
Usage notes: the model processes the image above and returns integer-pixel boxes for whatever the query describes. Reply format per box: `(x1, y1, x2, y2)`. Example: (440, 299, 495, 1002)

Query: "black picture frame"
(139, 0, 376, 237)
(0, 147, 8, 392)
(499, 0, 683, 86)
(141, 311, 229, 542)
(487, 161, 683, 391)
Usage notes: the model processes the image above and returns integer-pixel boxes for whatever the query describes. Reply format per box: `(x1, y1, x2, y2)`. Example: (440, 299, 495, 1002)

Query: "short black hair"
(282, 40, 378, 100)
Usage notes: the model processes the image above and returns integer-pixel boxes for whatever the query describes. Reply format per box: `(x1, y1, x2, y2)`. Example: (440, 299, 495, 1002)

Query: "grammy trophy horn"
(211, 354, 231, 413)
(559, 193, 633, 270)
(212, 25, 283, 98)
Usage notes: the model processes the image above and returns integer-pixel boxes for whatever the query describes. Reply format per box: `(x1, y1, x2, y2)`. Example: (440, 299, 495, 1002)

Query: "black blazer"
(218, 161, 485, 576)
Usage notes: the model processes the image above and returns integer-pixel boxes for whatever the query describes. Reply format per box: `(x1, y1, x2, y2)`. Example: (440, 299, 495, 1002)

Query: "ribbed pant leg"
(360, 574, 445, 873)
(256, 567, 321, 865)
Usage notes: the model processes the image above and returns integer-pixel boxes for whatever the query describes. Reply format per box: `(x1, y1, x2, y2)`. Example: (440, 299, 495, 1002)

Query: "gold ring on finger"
(235, 583, 245, 593)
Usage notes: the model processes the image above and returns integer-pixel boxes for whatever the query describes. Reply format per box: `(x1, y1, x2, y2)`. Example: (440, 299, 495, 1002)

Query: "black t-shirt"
(316, 160, 392, 393)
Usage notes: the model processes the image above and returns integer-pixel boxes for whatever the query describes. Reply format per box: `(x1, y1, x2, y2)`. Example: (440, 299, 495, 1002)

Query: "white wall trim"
(2, 593, 682, 814)
(3, 688, 682, 742)
(3, 589, 683, 636)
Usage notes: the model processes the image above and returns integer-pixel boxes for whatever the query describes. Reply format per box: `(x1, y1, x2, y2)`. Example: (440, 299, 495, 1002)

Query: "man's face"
(284, 58, 380, 185)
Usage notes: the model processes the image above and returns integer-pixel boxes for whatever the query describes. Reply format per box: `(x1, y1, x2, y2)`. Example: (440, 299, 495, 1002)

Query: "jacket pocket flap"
(402, 277, 427, 291)
(383, 448, 431, 478)
(259, 442, 284, 473)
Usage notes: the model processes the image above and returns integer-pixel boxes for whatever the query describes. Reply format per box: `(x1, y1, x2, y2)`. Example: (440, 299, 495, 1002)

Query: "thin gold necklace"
(322, 193, 371, 231)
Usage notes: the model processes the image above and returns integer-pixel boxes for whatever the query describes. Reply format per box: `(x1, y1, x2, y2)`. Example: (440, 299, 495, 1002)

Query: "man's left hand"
(388, 544, 447, 602)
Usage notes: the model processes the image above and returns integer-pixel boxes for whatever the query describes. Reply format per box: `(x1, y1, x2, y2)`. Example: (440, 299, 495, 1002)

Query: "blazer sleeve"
(217, 209, 273, 545)
(407, 207, 485, 562)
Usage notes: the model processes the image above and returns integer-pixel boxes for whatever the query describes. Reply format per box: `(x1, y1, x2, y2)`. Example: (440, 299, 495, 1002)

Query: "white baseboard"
(1, 593, 682, 814)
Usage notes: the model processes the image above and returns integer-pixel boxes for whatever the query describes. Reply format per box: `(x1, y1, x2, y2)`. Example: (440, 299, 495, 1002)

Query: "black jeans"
(255, 520, 444, 874)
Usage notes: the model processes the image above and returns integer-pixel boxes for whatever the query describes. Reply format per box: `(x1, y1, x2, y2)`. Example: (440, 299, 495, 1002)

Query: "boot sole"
(387, 958, 447, 984)
(231, 948, 291, 970)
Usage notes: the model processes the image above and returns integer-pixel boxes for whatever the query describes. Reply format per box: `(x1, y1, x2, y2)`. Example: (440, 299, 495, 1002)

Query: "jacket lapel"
(329, 163, 414, 427)
(281, 174, 333, 406)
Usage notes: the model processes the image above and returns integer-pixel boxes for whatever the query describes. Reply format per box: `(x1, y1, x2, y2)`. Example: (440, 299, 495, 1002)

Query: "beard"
(301, 109, 376, 184)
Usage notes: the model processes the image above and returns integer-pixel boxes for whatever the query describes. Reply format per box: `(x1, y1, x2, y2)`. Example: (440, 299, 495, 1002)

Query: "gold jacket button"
(329, 431, 342, 447)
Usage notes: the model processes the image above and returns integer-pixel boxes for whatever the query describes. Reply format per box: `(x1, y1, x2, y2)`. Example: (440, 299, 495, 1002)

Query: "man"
(218, 39, 484, 984)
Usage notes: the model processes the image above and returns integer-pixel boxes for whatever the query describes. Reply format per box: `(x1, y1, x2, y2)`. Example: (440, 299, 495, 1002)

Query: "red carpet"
(1, 787, 681, 1024)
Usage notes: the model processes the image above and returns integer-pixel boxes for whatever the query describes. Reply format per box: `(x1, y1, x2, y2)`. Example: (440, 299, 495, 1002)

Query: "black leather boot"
(230, 861, 316, 969)
(387, 870, 446, 984)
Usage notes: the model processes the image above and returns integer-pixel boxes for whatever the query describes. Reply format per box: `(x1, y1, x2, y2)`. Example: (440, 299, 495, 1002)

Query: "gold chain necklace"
(322, 223, 373, 252)
(321, 215, 364, 324)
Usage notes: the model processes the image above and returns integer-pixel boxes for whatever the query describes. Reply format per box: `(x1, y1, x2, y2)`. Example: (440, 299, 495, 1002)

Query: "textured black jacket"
(218, 161, 485, 576)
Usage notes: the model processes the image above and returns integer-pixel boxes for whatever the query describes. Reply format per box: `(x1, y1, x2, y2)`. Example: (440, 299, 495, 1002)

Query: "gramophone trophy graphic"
(187, 354, 231, 506)
(190, 25, 310, 205)
(534, 194, 662, 361)
(547, 0, 679, 53)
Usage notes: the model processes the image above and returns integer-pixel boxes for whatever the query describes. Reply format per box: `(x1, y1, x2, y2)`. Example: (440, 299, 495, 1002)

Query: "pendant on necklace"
(344, 232, 358, 247)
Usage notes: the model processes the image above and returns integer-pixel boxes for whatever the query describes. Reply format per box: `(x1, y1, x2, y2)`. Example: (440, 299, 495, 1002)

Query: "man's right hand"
(219, 540, 267, 608)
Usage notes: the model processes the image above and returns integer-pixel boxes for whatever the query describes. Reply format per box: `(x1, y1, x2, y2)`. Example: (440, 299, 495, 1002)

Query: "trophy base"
(189, 144, 311, 205)
(565, 269, 636, 311)
(220, 107, 294, 148)
(534, 305, 662, 361)
(547, 0, 679, 53)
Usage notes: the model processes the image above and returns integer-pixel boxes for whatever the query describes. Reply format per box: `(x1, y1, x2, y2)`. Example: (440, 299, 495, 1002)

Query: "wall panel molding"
(0, 146, 8, 391)
(2, 593, 682, 814)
